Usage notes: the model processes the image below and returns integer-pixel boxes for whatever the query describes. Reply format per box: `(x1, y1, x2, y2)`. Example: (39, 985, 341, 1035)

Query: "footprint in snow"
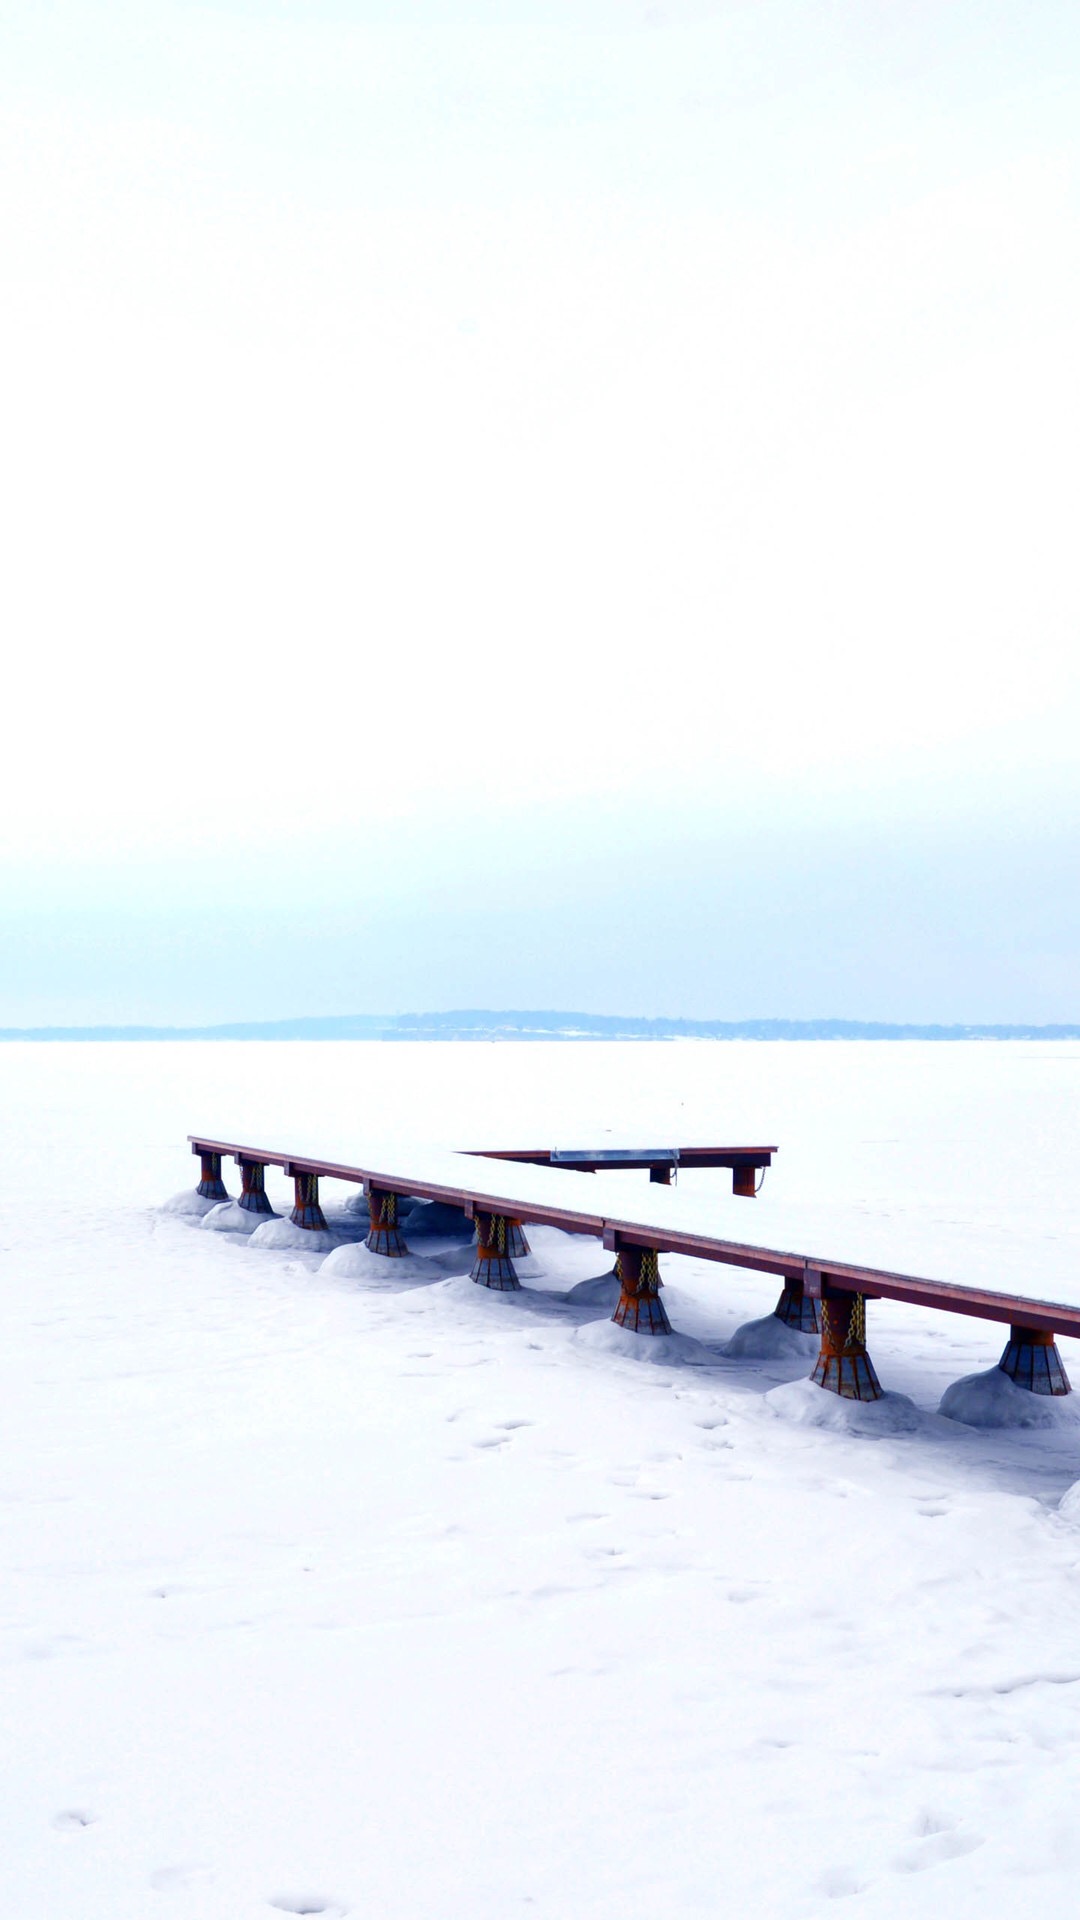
(268, 1898, 348, 1917)
(52, 1809, 95, 1831)
(150, 1862, 213, 1890)
(891, 1816, 984, 1873)
(891, 1831, 984, 1872)
(472, 1419, 536, 1449)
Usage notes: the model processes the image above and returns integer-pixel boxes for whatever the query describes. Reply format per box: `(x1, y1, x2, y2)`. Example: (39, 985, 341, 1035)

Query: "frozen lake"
(5, 1041, 1080, 1917)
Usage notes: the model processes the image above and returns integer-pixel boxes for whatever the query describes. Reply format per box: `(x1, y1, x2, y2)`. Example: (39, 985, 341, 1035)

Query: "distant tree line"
(2, 1012, 1078, 1042)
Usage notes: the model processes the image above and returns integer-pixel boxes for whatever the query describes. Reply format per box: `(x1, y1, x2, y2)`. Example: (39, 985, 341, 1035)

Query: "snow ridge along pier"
(186, 1132, 1079, 1404)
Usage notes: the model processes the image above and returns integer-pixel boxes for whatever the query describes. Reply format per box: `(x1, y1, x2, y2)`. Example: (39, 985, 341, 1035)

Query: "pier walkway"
(187, 1130, 1080, 1403)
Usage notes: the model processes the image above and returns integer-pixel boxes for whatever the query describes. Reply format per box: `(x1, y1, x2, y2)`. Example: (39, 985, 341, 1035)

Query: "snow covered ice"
(5, 1038, 1080, 1918)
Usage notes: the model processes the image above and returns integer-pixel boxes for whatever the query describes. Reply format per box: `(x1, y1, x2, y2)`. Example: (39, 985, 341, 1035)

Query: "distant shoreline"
(1, 1013, 1077, 1043)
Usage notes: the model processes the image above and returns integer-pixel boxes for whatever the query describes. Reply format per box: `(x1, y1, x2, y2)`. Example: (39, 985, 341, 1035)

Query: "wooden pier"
(188, 1131, 1080, 1404)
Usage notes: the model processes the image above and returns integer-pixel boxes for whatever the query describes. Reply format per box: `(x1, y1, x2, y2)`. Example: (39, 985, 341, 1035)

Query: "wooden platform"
(469, 1143, 774, 1179)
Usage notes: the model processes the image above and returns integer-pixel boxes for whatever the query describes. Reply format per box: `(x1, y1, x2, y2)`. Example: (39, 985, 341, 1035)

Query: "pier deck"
(189, 1130, 1080, 1339)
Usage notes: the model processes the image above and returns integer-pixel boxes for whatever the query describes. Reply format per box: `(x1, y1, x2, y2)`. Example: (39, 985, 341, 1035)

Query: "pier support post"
(612, 1244, 671, 1336)
(998, 1325, 1071, 1395)
(732, 1164, 757, 1197)
(811, 1285, 881, 1399)
(286, 1168, 328, 1233)
(471, 1211, 521, 1290)
(366, 1186, 408, 1258)
(236, 1157, 275, 1216)
(506, 1218, 530, 1258)
(773, 1275, 821, 1334)
(195, 1150, 228, 1202)
(472, 1216, 530, 1257)
(610, 1250, 663, 1291)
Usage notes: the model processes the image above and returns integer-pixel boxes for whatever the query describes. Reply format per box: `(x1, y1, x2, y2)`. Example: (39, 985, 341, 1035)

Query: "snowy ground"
(4, 1040, 1080, 1918)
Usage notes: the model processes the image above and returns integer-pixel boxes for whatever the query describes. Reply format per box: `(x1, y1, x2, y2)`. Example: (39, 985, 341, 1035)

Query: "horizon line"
(1, 1011, 1078, 1042)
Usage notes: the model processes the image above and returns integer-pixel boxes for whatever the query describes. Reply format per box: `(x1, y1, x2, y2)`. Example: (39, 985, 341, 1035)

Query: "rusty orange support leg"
(506, 1217, 530, 1258)
(196, 1151, 228, 1202)
(290, 1170, 328, 1232)
(774, 1276, 820, 1334)
(237, 1157, 275, 1216)
(366, 1186, 408, 1257)
(811, 1287, 881, 1400)
(732, 1165, 757, 1197)
(999, 1325, 1071, 1395)
(612, 1245, 671, 1335)
(471, 1212, 521, 1290)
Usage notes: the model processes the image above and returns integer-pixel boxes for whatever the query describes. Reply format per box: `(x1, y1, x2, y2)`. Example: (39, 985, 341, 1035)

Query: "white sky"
(1, 1, 1078, 1023)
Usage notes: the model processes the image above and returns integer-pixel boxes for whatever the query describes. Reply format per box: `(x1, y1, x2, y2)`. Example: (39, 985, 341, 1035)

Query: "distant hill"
(1, 1011, 1078, 1041)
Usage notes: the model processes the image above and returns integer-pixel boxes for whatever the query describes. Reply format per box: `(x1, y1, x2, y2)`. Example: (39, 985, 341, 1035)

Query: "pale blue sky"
(1, 2, 1078, 1023)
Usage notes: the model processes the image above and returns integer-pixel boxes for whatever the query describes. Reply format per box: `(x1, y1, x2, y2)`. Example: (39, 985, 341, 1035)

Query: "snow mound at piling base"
(160, 1189, 222, 1218)
(403, 1199, 473, 1238)
(1056, 1481, 1080, 1522)
(320, 1241, 448, 1286)
(574, 1319, 711, 1367)
(722, 1313, 817, 1362)
(248, 1217, 338, 1254)
(201, 1200, 271, 1235)
(939, 1366, 1080, 1429)
(341, 1192, 420, 1220)
(564, 1269, 622, 1310)
(766, 1375, 925, 1434)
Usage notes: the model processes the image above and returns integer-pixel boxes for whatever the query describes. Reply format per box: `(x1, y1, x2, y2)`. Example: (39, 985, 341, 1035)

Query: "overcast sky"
(1, 1, 1078, 1024)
